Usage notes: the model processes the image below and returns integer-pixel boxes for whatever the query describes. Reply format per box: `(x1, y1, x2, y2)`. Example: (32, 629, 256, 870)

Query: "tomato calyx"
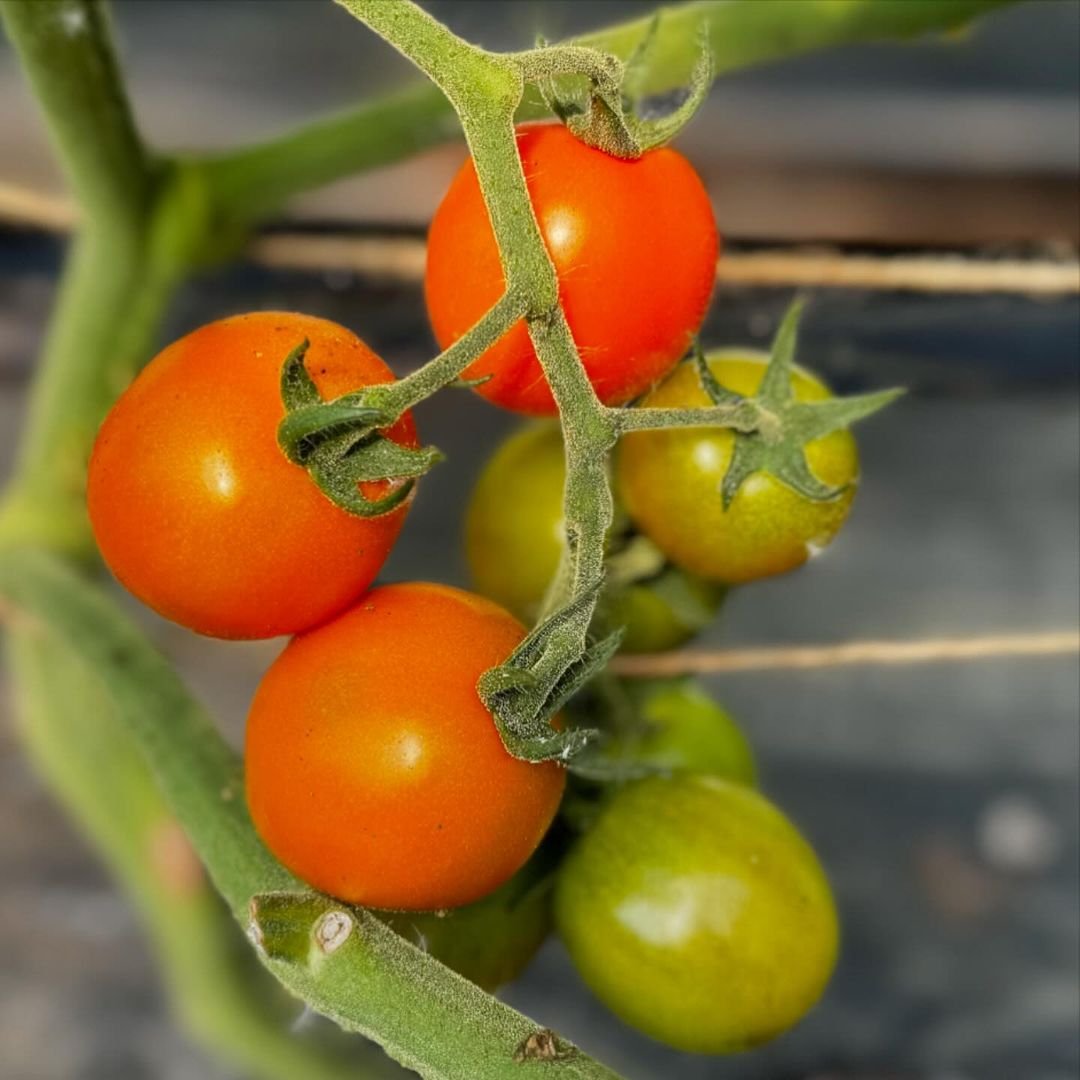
(478, 583, 620, 764)
(524, 16, 711, 159)
(276, 340, 443, 518)
(699, 301, 904, 508)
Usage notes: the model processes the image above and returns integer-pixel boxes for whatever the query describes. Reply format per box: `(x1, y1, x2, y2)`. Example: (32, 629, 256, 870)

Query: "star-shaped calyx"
(696, 300, 904, 509)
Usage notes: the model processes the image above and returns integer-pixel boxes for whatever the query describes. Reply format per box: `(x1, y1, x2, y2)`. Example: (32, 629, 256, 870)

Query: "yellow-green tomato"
(554, 775, 839, 1053)
(616, 351, 859, 585)
(465, 422, 723, 650)
(379, 853, 553, 991)
(465, 422, 565, 625)
(604, 678, 756, 785)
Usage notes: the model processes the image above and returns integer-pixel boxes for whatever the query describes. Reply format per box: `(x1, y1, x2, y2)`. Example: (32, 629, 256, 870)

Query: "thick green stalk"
(197, 83, 459, 228)
(579, 0, 1020, 95)
(0, 0, 170, 560)
(7, 626, 394, 1080)
(0, 0, 151, 227)
(196, 0, 1018, 222)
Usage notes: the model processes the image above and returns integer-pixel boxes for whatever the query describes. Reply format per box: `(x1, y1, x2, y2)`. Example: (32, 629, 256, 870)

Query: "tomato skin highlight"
(244, 583, 566, 911)
(554, 775, 838, 1054)
(616, 351, 859, 585)
(425, 123, 719, 415)
(87, 312, 417, 640)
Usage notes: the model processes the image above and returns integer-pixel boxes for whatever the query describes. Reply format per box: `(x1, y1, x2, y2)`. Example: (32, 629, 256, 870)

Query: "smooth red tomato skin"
(87, 313, 417, 639)
(425, 123, 719, 415)
(245, 583, 566, 911)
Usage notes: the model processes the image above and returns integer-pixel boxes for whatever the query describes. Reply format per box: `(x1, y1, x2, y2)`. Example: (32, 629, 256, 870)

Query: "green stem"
(580, 0, 1020, 95)
(0, 0, 152, 228)
(0, 1, 173, 560)
(7, 626, 392, 1080)
(195, 0, 1017, 224)
(612, 400, 763, 434)
(369, 289, 528, 415)
(197, 83, 459, 228)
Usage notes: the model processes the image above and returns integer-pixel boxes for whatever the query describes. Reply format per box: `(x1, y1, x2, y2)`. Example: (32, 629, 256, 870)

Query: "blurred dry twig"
(3, 181, 1077, 296)
(610, 631, 1080, 677)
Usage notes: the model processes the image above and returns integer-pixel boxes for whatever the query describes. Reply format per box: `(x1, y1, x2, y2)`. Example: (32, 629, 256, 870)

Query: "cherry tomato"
(426, 122, 718, 415)
(600, 678, 756, 785)
(245, 583, 566, 911)
(87, 312, 417, 639)
(464, 422, 565, 624)
(464, 421, 723, 651)
(616, 351, 858, 584)
(601, 568, 725, 655)
(554, 775, 838, 1053)
(380, 848, 554, 990)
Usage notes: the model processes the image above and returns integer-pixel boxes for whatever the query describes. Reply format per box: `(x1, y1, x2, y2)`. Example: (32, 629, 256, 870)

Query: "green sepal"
(699, 299, 904, 508)
(561, 16, 711, 157)
(478, 586, 622, 763)
(624, 22, 712, 153)
(565, 738, 660, 783)
(278, 400, 390, 465)
(276, 342, 444, 519)
(692, 340, 743, 408)
(279, 339, 320, 410)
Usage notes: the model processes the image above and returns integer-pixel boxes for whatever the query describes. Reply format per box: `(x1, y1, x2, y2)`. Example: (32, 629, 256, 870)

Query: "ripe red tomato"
(425, 122, 718, 415)
(87, 312, 417, 639)
(245, 583, 566, 911)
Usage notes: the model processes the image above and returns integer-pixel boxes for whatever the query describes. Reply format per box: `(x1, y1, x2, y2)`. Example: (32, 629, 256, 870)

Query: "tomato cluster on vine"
(86, 121, 866, 1055)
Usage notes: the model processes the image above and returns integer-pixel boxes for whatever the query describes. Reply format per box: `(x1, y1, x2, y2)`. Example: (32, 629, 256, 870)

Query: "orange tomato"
(244, 583, 566, 911)
(87, 312, 417, 639)
(425, 123, 718, 415)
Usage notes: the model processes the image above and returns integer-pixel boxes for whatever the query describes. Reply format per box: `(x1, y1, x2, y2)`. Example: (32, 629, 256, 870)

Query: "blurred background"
(1, 2, 1078, 1078)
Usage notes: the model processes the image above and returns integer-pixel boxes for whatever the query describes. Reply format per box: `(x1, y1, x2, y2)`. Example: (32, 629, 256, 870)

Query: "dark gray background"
(1, 2, 1078, 1078)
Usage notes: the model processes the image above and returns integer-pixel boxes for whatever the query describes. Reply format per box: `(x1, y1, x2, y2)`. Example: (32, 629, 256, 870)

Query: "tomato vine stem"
(337, 0, 777, 756)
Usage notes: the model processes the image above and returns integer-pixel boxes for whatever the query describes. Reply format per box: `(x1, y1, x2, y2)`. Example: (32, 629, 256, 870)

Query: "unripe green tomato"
(616, 351, 859, 585)
(379, 853, 553, 991)
(604, 678, 756, 785)
(554, 775, 838, 1053)
(603, 569, 726, 655)
(465, 422, 723, 651)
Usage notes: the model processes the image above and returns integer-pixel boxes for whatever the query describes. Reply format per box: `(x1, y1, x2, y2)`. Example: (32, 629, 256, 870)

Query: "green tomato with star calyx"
(616, 348, 861, 585)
